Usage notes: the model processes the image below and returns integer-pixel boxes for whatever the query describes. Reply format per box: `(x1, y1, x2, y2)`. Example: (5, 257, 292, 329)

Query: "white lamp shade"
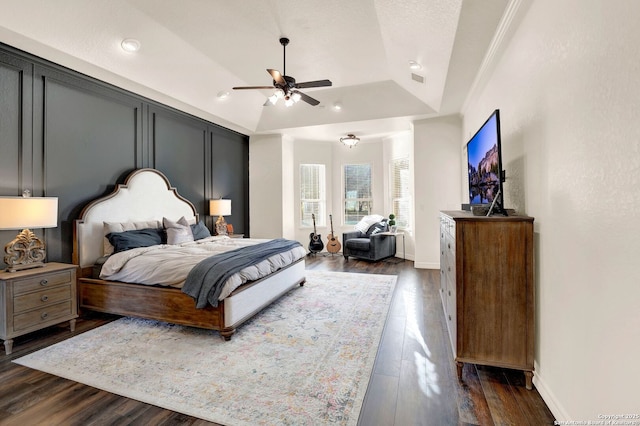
(209, 199, 231, 216)
(0, 197, 58, 230)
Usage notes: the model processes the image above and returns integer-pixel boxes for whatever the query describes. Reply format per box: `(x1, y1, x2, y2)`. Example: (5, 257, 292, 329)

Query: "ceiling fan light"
(275, 89, 285, 99)
(268, 94, 279, 105)
(284, 98, 295, 107)
(340, 134, 360, 148)
(291, 92, 302, 103)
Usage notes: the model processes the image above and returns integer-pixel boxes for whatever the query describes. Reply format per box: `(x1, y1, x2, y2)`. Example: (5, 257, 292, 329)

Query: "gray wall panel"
(0, 42, 249, 268)
(0, 51, 34, 259)
(152, 109, 208, 217)
(211, 126, 249, 235)
(42, 78, 142, 263)
(0, 63, 22, 193)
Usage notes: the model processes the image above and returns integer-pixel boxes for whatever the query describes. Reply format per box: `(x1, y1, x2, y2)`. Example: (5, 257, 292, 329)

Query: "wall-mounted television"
(466, 109, 506, 215)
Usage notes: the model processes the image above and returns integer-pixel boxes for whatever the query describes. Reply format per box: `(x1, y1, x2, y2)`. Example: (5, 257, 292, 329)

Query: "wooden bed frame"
(72, 168, 305, 340)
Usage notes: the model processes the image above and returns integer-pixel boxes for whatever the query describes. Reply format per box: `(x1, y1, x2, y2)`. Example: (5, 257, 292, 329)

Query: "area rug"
(14, 270, 396, 426)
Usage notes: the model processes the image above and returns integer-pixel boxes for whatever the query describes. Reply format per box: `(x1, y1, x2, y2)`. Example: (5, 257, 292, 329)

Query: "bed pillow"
(164, 216, 194, 245)
(107, 228, 164, 253)
(190, 221, 211, 240)
(103, 220, 161, 256)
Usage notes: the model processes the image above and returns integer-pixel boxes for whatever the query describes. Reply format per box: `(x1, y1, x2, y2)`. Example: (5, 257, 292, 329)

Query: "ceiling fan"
(232, 37, 332, 107)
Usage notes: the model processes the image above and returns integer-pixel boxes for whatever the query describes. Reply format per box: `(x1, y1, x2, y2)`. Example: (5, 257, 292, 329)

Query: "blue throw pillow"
(107, 228, 164, 253)
(366, 220, 388, 236)
(191, 221, 212, 240)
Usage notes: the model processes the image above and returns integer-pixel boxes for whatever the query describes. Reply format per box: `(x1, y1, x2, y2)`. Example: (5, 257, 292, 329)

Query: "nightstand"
(0, 262, 78, 355)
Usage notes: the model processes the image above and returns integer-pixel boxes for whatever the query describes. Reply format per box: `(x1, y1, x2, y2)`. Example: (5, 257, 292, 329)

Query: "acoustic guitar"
(326, 214, 341, 254)
(308, 213, 324, 253)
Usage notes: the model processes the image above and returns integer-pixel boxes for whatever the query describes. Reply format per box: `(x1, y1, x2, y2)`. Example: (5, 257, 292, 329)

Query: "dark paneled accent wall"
(0, 43, 249, 268)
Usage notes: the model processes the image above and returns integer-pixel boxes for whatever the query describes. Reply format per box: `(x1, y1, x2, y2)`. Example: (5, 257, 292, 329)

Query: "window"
(390, 157, 411, 229)
(343, 164, 372, 224)
(300, 164, 326, 227)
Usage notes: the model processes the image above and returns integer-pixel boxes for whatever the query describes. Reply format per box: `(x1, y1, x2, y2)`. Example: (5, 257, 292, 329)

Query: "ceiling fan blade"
(295, 79, 332, 89)
(233, 86, 274, 90)
(293, 90, 320, 106)
(267, 69, 286, 86)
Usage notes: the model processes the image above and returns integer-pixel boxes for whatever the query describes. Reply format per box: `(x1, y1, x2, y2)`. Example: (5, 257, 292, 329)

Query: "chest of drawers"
(440, 211, 535, 389)
(0, 262, 78, 355)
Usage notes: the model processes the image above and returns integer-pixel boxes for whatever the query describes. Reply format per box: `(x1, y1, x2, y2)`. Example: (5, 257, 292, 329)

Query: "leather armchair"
(343, 221, 396, 261)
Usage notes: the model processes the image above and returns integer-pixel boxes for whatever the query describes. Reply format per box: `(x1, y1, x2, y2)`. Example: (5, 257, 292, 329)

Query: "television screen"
(466, 109, 503, 205)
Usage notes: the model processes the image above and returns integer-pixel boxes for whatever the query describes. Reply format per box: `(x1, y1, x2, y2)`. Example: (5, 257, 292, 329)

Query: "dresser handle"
(448, 290, 451, 296)
(41, 312, 48, 319)
(41, 295, 49, 302)
(40, 279, 48, 286)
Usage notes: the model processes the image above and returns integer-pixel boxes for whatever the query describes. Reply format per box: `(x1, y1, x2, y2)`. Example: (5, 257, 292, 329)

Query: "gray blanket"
(182, 238, 303, 308)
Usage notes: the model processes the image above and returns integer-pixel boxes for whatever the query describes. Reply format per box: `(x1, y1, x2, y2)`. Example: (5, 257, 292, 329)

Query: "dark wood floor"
(0, 256, 555, 425)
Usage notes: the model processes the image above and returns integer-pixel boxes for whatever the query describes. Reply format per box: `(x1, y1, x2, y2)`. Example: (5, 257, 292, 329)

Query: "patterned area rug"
(14, 270, 396, 426)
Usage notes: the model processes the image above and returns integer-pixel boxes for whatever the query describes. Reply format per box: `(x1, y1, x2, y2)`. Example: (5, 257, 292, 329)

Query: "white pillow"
(103, 220, 161, 256)
(163, 216, 194, 245)
(354, 214, 385, 233)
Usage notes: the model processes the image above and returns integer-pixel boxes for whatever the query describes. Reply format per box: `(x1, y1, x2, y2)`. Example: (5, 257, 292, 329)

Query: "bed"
(72, 168, 306, 340)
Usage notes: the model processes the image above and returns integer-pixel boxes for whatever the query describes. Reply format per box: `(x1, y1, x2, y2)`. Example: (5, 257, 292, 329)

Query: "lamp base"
(215, 216, 228, 236)
(4, 228, 47, 273)
(6, 262, 46, 273)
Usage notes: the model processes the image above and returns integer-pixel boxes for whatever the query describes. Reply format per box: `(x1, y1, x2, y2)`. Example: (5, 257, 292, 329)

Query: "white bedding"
(99, 236, 307, 300)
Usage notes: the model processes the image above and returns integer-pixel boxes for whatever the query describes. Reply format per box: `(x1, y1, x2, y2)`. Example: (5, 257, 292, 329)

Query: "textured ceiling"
(0, 0, 508, 141)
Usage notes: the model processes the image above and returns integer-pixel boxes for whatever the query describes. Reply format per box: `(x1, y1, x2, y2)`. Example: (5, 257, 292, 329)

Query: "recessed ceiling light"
(333, 102, 342, 111)
(121, 38, 141, 53)
(217, 91, 230, 100)
(408, 60, 422, 70)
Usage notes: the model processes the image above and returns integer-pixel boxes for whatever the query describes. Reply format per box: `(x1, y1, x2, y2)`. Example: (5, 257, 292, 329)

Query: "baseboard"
(414, 261, 440, 269)
(533, 363, 569, 421)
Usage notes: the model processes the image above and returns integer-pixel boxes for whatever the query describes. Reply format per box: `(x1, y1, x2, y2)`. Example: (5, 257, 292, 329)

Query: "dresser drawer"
(12, 270, 73, 295)
(13, 301, 73, 332)
(13, 284, 72, 313)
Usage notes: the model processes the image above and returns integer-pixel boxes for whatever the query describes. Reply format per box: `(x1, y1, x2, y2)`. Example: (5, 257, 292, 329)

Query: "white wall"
(413, 115, 462, 269)
(462, 0, 640, 420)
(248, 134, 295, 239)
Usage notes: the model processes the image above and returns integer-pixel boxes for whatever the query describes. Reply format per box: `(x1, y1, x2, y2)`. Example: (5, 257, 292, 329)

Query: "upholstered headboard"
(73, 168, 198, 270)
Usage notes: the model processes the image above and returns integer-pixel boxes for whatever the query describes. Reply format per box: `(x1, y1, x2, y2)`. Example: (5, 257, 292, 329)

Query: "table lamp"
(209, 198, 231, 236)
(0, 191, 58, 272)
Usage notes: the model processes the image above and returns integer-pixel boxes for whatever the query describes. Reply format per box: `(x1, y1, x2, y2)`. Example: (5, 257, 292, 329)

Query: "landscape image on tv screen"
(467, 112, 501, 204)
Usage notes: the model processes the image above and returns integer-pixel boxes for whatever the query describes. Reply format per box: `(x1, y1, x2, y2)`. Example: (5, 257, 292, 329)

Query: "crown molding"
(461, 0, 533, 115)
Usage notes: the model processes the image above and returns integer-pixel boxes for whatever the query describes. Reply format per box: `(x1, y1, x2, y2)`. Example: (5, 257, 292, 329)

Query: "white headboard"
(73, 168, 198, 269)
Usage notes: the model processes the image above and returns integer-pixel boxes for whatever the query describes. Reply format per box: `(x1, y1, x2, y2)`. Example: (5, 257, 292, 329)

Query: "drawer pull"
(448, 290, 451, 296)
(41, 295, 49, 302)
(40, 279, 48, 286)
(41, 312, 48, 320)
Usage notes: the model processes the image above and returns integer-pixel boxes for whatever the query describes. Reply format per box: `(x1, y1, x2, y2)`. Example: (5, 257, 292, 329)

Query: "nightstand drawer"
(13, 301, 73, 332)
(13, 284, 72, 313)
(13, 270, 73, 295)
